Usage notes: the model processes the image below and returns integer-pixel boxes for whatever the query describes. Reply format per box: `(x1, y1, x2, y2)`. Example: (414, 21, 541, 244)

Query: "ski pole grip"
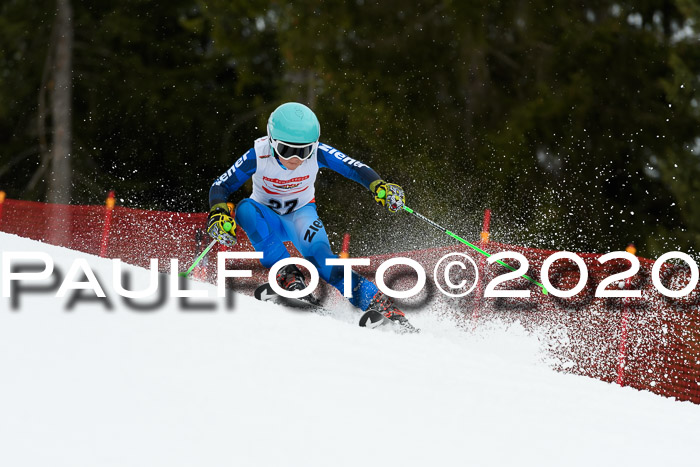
(377, 189, 386, 199)
(223, 221, 233, 232)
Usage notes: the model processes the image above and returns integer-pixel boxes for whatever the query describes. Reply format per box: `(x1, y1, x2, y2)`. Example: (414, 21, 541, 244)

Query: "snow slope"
(1, 232, 699, 467)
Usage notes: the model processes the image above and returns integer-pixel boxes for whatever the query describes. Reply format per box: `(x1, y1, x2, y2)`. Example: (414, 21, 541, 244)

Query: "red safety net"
(1, 197, 698, 404)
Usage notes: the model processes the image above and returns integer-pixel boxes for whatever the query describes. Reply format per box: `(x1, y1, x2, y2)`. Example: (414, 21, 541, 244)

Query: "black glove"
(207, 203, 237, 246)
(369, 179, 405, 213)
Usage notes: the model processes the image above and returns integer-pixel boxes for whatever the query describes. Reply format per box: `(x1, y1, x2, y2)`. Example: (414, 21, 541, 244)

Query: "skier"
(206, 102, 417, 332)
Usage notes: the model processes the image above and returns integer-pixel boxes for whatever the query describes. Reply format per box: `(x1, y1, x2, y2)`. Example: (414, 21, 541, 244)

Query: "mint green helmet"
(267, 102, 320, 144)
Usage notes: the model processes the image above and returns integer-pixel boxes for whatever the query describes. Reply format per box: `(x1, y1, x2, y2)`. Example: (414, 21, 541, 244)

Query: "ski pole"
(179, 239, 217, 278)
(178, 221, 233, 278)
(377, 189, 548, 294)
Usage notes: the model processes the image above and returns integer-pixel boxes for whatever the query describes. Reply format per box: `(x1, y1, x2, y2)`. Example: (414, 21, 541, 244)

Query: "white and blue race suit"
(209, 136, 382, 311)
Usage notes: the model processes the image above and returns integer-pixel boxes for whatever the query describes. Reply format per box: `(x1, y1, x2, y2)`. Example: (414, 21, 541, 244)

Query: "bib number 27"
(268, 198, 298, 215)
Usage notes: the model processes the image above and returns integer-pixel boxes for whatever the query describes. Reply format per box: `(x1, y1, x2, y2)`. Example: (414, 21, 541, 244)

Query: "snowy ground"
(1, 232, 699, 467)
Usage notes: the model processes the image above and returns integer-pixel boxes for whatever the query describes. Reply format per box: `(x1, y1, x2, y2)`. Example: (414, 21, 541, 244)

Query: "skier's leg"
(234, 198, 290, 269)
(283, 204, 378, 310)
(280, 204, 417, 332)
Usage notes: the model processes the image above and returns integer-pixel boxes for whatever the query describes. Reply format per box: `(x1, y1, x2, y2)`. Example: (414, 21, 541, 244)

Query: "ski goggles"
(270, 138, 319, 161)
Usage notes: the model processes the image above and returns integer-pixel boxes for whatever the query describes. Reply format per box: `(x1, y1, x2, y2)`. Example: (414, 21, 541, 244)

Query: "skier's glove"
(207, 203, 237, 246)
(370, 179, 405, 213)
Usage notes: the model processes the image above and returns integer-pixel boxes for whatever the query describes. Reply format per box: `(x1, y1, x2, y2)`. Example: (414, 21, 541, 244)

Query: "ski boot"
(275, 264, 320, 306)
(364, 292, 419, 333)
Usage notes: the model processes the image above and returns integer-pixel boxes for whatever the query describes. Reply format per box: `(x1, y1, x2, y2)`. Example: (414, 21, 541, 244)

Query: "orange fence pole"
(340, 233, 351, 259)
(0, 191, 5, 228)
(480, 208, 491, 244)
(473, 209, 492, 323)
(99, 191, 116, 257)
(616, 243, 637, 386)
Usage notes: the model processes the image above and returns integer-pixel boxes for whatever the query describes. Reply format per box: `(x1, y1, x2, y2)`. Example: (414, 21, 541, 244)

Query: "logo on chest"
(262, 175, 311, 195)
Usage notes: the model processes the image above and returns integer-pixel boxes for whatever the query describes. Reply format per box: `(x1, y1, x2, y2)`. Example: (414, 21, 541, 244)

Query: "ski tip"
(359, 310, 420, 334)
(359, 310, 386, 329)
(254, 283, 321, 308)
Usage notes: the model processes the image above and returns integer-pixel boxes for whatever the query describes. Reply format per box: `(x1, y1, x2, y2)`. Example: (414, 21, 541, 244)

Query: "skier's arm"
(317, 143, 405, 212)
(316, 143, 381, 189)
(209, 148, 257, 209)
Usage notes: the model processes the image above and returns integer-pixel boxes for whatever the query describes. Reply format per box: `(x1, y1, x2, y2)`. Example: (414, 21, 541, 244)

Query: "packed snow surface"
(1, 232, 699, 467)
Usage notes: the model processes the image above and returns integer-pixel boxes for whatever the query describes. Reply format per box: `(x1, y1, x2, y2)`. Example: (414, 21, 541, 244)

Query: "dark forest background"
(2, 0, 700, 257)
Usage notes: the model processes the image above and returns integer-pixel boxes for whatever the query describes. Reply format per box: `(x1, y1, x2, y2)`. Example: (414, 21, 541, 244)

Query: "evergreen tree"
(1, 0, 699, 256)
